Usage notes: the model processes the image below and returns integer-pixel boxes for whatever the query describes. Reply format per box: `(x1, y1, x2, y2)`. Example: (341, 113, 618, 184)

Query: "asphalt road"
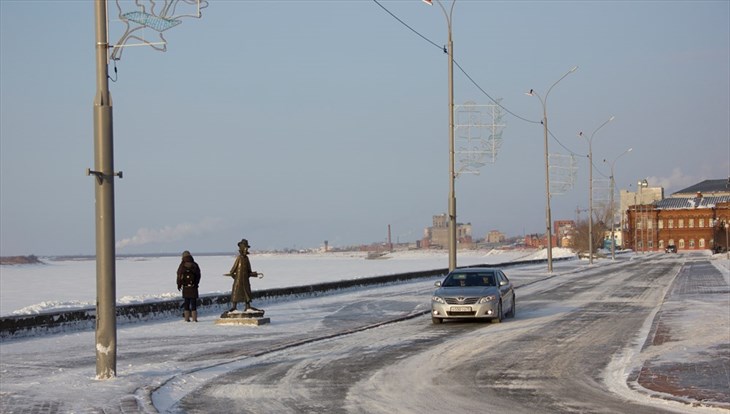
(171, 256, 704, 414)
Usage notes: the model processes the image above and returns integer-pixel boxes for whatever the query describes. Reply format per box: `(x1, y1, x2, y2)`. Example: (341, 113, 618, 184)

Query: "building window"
(689, 218, 694, 228)
(668, 239, 675, 247)
(679, 239, 685, 248)
(700, 238, 705, 248)
(689, 239, 695, 248)
(658, 220, 664, 229)
(659, 240, 665, 249)
(699, 218, 705, 228)
(648, 220, 653, 230)
(668, 219, 674, 229)
(679, 219, 684, 229)
(648, 240, 653, 248)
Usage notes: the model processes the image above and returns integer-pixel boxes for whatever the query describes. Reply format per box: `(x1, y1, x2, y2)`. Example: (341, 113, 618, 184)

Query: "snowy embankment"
(0, 248, 574, 316)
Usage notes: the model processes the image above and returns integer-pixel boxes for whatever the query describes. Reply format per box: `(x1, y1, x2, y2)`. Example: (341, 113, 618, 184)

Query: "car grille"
(447, 310, 477, 316)
(444, 297, 479, 305)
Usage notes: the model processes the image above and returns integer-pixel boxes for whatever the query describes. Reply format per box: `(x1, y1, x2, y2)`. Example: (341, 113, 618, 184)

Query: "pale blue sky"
(1, 0, 729, 256)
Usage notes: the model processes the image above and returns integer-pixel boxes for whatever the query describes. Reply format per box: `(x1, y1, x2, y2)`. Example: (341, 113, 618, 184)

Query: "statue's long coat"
(229, 253, 253, 303)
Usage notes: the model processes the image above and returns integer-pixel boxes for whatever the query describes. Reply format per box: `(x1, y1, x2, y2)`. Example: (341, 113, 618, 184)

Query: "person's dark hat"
(237, 239, 250, 248)
(182, 250, 192, 258)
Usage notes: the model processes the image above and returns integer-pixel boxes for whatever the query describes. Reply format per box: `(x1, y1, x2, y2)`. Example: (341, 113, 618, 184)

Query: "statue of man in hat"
(224, 239, 262, 312)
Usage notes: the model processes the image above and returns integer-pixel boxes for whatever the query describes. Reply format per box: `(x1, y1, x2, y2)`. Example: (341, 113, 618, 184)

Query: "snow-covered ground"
(0, 248, 569, 316)
(0, 249, 728, 413)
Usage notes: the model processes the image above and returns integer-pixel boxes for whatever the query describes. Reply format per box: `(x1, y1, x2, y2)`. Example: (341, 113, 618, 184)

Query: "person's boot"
(184, 310, 191, 322)
(228, 302, 237, 312)
(192, 311, 198, 322)
(244, 302, 251, 311)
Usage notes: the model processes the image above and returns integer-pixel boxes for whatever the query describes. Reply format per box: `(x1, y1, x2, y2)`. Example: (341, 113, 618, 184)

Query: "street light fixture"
(526, 66, 578, 273)
(605, 148, 632, 260)
(579, 115, 615, 264)
(423, 0, 458, 271)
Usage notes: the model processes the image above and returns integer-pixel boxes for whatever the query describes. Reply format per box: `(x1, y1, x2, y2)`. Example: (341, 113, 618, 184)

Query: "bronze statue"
(224, 239, 263, 312)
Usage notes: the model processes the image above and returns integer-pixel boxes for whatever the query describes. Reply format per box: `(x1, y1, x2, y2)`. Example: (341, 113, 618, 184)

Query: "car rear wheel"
(432, 317, 443, 324)
(491, 302, 503, 324)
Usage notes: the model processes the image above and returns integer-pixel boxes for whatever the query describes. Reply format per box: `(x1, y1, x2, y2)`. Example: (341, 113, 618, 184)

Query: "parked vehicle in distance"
(665, 245, 677, 253)
(431, 267, 515, 324)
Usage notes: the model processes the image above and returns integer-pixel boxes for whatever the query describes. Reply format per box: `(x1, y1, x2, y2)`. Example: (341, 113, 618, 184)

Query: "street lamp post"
(91, 0, 118, 379)
(527, 66, 578, 273)
(633, 192, 638, 252)
(579, 116, 614, 264)
(725, 221, 730, 260)
(606, 148, 632, 260)
(638, 179, 648, 253)
(423, 0, 457, 271)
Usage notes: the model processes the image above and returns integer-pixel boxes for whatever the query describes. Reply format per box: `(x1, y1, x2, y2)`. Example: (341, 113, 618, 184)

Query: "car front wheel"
(432, 317, 443, 324)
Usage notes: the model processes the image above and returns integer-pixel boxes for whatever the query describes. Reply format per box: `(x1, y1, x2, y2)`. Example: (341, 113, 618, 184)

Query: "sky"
(1, 0, 729, 256)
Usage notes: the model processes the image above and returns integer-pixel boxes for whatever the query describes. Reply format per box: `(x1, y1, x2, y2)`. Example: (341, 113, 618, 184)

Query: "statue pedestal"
(215, 309, 270, 326)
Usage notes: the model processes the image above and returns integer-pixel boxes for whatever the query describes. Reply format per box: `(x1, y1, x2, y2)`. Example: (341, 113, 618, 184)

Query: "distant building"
(626, 179, 730, 252)
(524, 233, 557, 249)
(422, 213, 473, 249)
(619, 184, 664, 229)
(486, 230, 505, 244)
(554, 220, 576, 248)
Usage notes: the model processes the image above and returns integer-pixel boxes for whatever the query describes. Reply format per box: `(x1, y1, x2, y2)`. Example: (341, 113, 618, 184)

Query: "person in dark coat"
(177, 250, 201, 322)
(225, 239, 261, 312)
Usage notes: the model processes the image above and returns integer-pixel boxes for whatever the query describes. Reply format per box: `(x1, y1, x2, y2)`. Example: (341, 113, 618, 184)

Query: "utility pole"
(90, 0, 118, 379)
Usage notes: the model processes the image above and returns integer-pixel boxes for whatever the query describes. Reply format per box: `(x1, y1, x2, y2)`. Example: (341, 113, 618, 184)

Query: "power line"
(371, 0, 584, 156)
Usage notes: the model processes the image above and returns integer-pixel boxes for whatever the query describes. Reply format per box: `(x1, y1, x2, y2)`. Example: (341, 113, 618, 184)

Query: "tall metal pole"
(424, 0, 457, 271)
(588, 138, 593, 262)
(633, 193, 637, 252)
(542, 103, 553, 271)
(608, 148, 632, 260)
(446, 5, 456, 271)
(527, 66, 577, 273)
(609, 169, 615, 259)
(637, 179, 647, 254)
(581, 116, 614, 265)
(92, 0, 117, 379)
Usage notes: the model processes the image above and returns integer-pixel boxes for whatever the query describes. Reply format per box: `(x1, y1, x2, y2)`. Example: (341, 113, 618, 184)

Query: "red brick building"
(627, 179, 730, 252)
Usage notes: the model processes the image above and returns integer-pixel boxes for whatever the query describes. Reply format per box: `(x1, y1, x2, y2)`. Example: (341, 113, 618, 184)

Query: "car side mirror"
(434, 281, 442, 287)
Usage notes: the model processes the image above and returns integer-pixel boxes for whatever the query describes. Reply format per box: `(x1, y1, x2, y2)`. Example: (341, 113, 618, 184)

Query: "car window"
(443, 274, 467, 287)
(475, 273, 496, 286)
(443, 272, 496, 287)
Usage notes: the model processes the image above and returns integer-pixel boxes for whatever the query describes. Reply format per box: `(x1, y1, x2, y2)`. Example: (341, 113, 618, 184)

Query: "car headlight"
(478, 295, 496, 304)
(432, 296, 445, 304)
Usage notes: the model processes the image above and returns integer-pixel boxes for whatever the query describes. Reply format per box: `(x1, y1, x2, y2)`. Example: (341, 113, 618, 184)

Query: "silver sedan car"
(431, 267, 515, 324)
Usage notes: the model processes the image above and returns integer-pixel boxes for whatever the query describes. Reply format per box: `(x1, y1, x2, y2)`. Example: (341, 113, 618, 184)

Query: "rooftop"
(655, 195, 730, 210)
(671, 179, 730, 197)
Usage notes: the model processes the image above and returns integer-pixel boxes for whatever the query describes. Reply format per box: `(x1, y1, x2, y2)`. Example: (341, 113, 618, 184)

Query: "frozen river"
(0, 248, 564, 316)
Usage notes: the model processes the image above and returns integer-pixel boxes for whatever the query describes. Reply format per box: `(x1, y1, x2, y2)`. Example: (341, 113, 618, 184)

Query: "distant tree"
(573, 205, 611, 255)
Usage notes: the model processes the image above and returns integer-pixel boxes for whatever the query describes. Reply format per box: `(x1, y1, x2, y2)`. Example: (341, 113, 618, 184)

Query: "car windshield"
(442, 272, 496, 287)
